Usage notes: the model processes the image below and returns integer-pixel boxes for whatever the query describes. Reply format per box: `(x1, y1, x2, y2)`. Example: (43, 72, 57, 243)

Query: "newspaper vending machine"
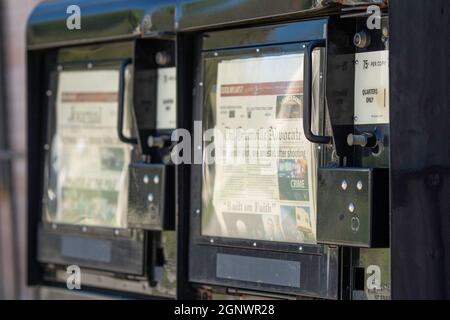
(27, 0, 449, 300)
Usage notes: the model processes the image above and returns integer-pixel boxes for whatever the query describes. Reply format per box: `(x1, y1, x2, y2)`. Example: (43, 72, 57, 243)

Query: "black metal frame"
(28, 36, 185, 299)
(40, 58, 136, 235)
(36, 47, 149, 277)
(193, 43, 322, 255)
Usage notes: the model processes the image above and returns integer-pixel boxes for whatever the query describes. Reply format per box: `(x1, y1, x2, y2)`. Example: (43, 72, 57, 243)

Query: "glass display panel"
(44, 68, 133, 228)
(201, 48, 322, 244)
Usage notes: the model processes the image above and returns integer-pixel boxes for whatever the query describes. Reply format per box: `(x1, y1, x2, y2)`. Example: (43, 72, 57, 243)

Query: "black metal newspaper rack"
(26, 0, 450, 300)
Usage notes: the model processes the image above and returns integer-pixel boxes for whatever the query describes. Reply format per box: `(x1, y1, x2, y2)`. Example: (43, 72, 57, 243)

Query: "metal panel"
(37, 226, 146, 275)
(202, 19, 327, 50)
(390, 0, 450, 299)
(217, 254, 301, 288)
(177, 0, 387, 31)
(351, 248, 390, 300)
(190, 245, 339, 299)
(317, 167, 389, 248)
(128, 163, 175, 231)
(61, 236, 112, 263)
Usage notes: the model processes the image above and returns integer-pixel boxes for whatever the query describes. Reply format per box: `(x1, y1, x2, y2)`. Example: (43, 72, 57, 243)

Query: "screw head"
(143, 175, 150, 184)
(114, 229, 120, 236)
(357, 180, 363, 191)
(47, 189, 56, 201)
(348, 203, 355, 213)
(147, 193, 154, 202)
(153, 175, 160, 184)
(155, 51, 171, 66)
(341, 180, 348, 191)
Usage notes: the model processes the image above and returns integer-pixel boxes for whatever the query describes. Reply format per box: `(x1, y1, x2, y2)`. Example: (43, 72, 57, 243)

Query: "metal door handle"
(303, 39, 332, 145)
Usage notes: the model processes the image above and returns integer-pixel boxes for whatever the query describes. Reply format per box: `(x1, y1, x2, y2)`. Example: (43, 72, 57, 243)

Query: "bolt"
(348, 203, 355, 213)
(143, 175, 150, 184)
(357, 180, 363, 191)
(147, 193, 154, 202)
(341, 180, 348, 191)
(353, 30, 371, 49)
(153, 175, 160, 184)
(155, 51, 171, 66)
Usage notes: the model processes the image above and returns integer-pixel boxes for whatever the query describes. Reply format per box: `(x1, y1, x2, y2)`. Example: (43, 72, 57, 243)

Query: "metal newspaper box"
(27, 0, 181, 298)
(27, 0, 450, 300)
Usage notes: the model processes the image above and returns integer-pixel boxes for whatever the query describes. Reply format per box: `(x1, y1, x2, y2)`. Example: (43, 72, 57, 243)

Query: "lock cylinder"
(347, 132, 378, 149)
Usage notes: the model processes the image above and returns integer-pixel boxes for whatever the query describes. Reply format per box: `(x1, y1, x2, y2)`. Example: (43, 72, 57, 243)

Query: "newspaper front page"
(203, 54, 318, 244)
(46, 69, 131, 228)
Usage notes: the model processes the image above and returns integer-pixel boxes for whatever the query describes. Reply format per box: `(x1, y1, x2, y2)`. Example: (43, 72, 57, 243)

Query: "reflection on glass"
(201, 49, 322, 244)
(44, 68, 132, 228)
